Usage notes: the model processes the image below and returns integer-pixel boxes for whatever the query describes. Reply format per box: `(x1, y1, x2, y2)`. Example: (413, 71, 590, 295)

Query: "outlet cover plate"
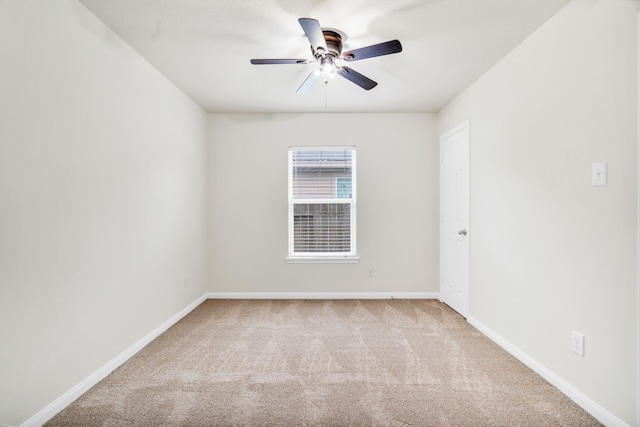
(571, 331, 585, 357)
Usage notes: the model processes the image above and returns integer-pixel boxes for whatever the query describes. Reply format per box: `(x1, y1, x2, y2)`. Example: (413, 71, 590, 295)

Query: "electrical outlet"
(367, 267, 374, 277)
(571, 331, 584, 357)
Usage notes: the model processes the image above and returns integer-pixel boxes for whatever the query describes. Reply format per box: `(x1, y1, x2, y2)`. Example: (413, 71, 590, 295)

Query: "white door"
(440, 121, 469, 318)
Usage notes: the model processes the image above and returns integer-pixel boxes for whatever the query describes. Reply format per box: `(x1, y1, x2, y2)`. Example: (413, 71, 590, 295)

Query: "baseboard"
(205, 291, 440, 300)
(467, 316, 629, 427)
(21, 294, 207, 427)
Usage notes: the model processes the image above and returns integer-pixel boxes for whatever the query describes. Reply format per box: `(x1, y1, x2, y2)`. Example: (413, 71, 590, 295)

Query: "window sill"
(286, 256, 360, 264)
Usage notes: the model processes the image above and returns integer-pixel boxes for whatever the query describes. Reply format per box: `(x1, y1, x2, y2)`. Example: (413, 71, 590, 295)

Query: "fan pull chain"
(324, 80, 328, 109)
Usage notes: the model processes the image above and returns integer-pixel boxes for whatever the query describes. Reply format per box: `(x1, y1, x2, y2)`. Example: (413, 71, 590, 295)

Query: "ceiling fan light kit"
(250, 18, 402, 94)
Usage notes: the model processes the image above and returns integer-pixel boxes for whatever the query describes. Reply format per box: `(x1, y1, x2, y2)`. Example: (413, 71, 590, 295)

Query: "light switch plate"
(592, 162, 607, 186)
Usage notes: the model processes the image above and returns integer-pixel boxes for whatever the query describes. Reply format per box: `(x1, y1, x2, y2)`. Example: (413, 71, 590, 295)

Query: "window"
(335, 177, 352, 199)
(288, 147, 358, 263)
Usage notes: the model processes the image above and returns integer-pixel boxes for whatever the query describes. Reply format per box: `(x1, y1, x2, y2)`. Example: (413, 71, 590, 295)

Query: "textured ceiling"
(77, 0, 571, 113)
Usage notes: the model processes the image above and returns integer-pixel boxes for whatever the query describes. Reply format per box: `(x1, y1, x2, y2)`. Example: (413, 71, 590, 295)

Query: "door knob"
(458, 229, 467, 236)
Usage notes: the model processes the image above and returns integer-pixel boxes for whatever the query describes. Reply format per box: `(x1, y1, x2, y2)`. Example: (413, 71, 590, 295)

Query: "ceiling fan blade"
(250, 59, 312, 65)
(298, 18, 328, 55)
(342, 40, 402, 62)
(296, 71, 321, 94)
(337, 66, 377, 90)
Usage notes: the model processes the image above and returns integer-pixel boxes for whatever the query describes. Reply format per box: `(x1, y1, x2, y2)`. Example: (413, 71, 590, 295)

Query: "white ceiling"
(77, 0, 571, 113)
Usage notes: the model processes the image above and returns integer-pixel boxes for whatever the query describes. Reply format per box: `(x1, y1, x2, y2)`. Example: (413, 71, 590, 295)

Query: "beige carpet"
(46, 299, 601, 426)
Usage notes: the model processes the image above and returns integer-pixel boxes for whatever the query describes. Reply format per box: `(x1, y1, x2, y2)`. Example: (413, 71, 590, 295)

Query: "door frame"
(439, 120, 470, 318)
(636, 11, 639, 425)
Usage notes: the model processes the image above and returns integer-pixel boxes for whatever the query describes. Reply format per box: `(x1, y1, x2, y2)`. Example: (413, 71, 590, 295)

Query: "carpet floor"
(46, 299, 601, 426)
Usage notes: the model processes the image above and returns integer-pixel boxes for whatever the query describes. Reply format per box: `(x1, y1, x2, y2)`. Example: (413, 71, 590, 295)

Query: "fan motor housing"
(321, 30, 342, 58)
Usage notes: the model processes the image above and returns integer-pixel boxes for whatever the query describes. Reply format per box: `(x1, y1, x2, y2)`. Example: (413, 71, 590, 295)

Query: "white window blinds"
(288, 147, 356, 259)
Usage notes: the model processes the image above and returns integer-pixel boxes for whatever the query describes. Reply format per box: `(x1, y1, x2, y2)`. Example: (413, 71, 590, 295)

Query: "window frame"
(287, 146, 359, 264)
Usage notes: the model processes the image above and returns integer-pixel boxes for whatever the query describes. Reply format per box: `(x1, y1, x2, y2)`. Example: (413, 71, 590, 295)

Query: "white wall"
(438, 0, 638, 424)
(208, 113, 438, 295)
(2, 0, 635, 424)
(0, 0, 209, 425)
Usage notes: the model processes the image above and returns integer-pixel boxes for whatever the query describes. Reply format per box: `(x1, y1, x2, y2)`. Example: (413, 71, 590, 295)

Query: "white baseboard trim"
(468, 316, 629, 427)
(205, 291, 440, 300)
(21, 295, 207, 427)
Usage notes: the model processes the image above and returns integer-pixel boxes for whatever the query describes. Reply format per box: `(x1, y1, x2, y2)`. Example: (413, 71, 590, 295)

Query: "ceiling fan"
(250, 18, 402, 93)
